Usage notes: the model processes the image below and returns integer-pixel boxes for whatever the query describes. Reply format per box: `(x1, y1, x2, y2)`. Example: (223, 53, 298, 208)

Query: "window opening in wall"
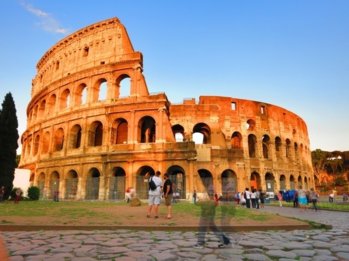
(81, 86, 88, 104)
(98, 80, 107, 101)
(56, 61, 60, 70)
(192, 132, 204, 144)
(175, 133, 184, 142)
(100, 61, 105, 65)
(119, 77, 131, 98)
(260, 105, 265, 114)
(83, 46, 89, 57)
(246, 119, 255, 131)
(231, 102, 236, 111)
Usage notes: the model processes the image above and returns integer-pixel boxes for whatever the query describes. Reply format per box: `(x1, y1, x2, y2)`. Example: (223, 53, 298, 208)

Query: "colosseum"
(19, 17, 314, 200)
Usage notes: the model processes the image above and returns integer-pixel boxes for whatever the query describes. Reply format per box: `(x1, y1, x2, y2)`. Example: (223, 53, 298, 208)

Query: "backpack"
(149, 177, 157, 191)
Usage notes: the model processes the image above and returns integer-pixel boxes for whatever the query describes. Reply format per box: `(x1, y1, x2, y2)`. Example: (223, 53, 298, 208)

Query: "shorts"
(148, 194, 161, 205)
(165, 194, 173, 206)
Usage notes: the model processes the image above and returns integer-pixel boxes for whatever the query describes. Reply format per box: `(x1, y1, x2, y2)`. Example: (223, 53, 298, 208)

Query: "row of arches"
(29, 76, 131, 124)
(35, 165, 311, 200)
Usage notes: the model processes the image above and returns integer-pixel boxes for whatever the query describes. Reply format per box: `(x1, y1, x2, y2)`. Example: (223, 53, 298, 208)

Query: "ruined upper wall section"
(32, 17, 143, 97)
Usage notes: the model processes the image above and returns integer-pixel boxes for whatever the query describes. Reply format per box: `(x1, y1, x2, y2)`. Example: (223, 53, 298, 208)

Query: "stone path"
(1, 206, 349, 261)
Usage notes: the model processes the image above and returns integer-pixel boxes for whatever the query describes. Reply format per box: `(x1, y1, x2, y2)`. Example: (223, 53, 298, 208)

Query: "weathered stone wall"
(20, 17, 314, 200)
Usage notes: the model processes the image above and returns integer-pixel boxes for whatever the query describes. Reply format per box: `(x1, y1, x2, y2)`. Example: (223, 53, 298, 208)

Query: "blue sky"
(0, 0, 348, 152)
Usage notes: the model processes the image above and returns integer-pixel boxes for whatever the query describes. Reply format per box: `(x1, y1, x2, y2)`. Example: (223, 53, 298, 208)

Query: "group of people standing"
(235, 188, 265, 209)
(146, 171, 173, 219)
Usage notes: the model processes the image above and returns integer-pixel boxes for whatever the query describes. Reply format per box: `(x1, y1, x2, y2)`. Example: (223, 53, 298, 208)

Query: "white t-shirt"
(148, 176, 162, 196)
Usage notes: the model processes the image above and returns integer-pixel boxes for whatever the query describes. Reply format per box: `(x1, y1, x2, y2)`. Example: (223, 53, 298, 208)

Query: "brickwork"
(20, 17, 314, 200)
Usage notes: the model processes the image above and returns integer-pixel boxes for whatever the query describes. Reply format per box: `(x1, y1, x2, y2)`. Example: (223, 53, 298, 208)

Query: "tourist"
(146, 171, 162, 218)
(277, 191, 283, 207)
(329, 192, 334, 203)
(343, 193, 348, 202)
(195, 188, 230, 248)
(298, 187, 307, 210)
(293, 190, 299, 208)
(125, 187, 135, 203)
(162, 173, 173, 219)
(251, 189, 257, 208)
(244, 188, 251, 208)
(14, 188, 22, 204)
(259, 189, 265, 208)
(193, 189, 197, 204)
(0, 186, 5, 202)
(53, 190, 59, 202)
(309, 188, 319, 211)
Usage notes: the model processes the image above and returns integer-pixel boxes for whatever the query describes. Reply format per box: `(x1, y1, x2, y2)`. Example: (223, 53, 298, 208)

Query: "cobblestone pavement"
(1, 206, 349, 261)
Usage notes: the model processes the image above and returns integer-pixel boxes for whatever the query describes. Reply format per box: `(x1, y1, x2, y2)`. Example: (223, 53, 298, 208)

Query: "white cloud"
(20, 0, 69, 35)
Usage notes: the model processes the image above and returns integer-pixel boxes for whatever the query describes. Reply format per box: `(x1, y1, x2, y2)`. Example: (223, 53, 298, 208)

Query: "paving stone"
(311, 256, 338, 261)
(293, 249, 316, 257)
(266, 250, 297, 259)
(244, 253, 272, 261)
(336, 252, 349, 260)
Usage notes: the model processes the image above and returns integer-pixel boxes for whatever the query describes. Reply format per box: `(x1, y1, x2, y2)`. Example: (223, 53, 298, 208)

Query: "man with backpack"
(146, 171, 162, 218)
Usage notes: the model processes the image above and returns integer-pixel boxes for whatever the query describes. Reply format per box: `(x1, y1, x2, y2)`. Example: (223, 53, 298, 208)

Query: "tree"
(0, 93, 19, 200)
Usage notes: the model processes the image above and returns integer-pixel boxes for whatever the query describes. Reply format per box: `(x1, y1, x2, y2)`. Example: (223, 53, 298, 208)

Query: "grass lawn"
(268, 200, 349, 211)
(0, 200, 304, 228)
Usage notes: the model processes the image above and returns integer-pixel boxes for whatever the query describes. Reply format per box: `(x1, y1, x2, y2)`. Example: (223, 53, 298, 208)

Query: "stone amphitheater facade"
(19, 18, 314, 200)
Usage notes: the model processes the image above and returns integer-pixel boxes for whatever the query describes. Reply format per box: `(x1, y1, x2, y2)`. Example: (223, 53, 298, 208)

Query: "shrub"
(27, 186, 40, 200)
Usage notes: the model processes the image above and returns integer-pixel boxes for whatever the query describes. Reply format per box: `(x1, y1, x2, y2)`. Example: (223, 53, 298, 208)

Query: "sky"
(0, 0, 348, 152)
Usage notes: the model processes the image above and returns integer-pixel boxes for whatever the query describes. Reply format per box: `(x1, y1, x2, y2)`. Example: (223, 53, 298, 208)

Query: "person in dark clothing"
(162, 173, 173, 219)
(293, 190, 299, 208)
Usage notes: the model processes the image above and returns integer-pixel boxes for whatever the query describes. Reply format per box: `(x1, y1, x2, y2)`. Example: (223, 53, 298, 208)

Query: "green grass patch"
(268, 200, 349, 211)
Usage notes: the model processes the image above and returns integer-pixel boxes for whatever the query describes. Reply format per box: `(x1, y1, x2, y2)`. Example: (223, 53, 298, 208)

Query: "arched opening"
(136, 166, 155, 199)
(111, 118, 128, 144)
(262, 135, 270, 159)
(290, 175, 295, 190)
(294, 142, 298, 159)
(60, 89, 71, 109)
(304, 177, 308, 190)
(33, 134, 40, 156)
(37, 172, 45, 199)
(53, 128, 64, 151)
(280, 175, 286, 190)
(139, 116, 156, 143)
(119, 76, 131, 98)
(38, 100, 46, 118)
(167, 165, 186, 199)
(88, 121, 103, 146)
(265, 172, 275, 192)
(49, 171, 60, 199)
(75, 83, 88, 106)
(42, 131, 50, 154)
(27, 136, 32, 156)
(32, 105, 38, 121)
(221, 169, 237, 200)
(86, 168, 100, 200)
(250, 172, 261, 190)
(231, 132, 242, 149)
(98, 79, 108, 101)
(248, 134, 257, 158)
(246, 119, 256, 131)
(198, 169, 213, 197)
(172, 124, 185, 142)
(193, 123, 211, 144)
(47, 94, 56, 115)
(65, 170, 78, 199)
(275, 136, 282, 154)
(298, 175, 303, 189)
(109, 167, 126, 200)
(286, 139, 291, 158)
(69, 124, 82, 149)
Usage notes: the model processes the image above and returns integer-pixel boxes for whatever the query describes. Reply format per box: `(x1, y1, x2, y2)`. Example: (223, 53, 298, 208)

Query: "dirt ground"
(0, 204, 309, 231)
